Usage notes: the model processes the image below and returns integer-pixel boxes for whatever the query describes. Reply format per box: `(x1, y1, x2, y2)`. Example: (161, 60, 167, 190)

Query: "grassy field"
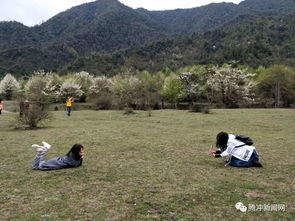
(0, 109, 294, 220)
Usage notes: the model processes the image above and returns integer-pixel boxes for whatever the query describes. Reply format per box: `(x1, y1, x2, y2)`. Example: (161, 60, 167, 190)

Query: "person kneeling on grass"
(32, 142, 84, 171)
(208, 132, 262, 167)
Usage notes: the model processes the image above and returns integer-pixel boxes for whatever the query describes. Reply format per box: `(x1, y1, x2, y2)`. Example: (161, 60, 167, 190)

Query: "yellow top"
(66, 97, 74, 107)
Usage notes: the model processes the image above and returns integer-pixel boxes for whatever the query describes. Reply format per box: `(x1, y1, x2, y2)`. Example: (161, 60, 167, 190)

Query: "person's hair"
(67, 144, 84, 161)
(216, 132, 229, 151)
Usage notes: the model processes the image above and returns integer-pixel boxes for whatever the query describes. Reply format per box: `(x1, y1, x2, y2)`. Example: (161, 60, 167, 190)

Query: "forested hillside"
(0, 0, 295, 77)
(63, 14, 295, 76)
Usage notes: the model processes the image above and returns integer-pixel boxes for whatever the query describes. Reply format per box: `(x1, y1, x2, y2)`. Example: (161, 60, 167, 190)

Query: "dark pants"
(66, 106, 72, 116)
(228, 150, 261, 167)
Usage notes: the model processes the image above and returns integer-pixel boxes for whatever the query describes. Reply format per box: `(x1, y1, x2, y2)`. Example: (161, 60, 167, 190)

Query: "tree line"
(1, 64, 294, 109)
(1, 64, 294, 127)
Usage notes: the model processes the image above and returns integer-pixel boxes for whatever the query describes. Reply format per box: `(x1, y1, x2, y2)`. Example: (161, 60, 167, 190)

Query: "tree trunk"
(275, 80, 280, 108)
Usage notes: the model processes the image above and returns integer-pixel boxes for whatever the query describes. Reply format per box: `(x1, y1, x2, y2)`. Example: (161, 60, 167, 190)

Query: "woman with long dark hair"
(32, 142, 84, 170)
(208, 132, 262, 167)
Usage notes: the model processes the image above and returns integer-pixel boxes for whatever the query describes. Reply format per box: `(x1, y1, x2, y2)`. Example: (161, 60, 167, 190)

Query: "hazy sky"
(0, 0, 244, 26)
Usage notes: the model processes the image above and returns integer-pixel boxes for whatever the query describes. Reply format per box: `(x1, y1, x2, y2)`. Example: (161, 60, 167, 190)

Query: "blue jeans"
(228, 150, 260, 167)
(66, 106, 72, 116)
(32, 152, 47, 170)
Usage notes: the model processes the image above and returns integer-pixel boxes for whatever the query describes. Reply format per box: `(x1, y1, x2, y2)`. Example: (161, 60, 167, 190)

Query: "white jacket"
(220, 134, 255, 161)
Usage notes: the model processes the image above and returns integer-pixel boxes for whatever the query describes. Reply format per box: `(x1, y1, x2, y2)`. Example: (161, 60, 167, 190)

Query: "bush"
(15, 103, 52, 128)
(123, 107, 135, 115)
(202, 105, 211, 114)
(16, 74, 52, 128)
(190, 103, 211, 114)
(92, 95, 112, 110)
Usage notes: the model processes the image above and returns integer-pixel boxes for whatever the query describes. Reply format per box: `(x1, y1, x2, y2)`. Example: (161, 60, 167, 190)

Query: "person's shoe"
(42, 141, 51, 151)
(32, 144, 46, 152)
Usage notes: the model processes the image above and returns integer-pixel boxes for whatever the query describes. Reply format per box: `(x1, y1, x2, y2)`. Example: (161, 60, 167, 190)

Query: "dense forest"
(0, 0, 295, 77)
(63, 14, 295, 76)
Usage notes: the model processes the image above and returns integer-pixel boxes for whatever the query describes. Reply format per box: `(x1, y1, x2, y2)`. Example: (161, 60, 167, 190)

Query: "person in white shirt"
(208, 132, 263, 167)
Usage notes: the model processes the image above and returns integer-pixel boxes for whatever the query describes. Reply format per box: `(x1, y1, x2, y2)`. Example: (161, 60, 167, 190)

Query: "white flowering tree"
(179, 68, 208, 104)
(74, 71, 94, 101)
(58, 78, 84, 102)
(89, 76, 113, 109)
(207, 66, 256, 107)
(44, 73, 62, 102)
(0, 73, 20, 100)
(111, 73, 142, 109)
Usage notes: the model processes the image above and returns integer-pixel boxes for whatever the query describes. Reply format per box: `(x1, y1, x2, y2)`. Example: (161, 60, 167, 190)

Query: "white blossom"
(58, 78, 84, 101)
(90, 76, 113, 95)
(207, 66, 256, 107)
(0, 73, 20, 99)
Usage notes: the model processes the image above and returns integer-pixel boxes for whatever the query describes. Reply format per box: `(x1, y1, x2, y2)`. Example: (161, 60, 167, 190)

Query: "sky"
(0, 0, 244, 27)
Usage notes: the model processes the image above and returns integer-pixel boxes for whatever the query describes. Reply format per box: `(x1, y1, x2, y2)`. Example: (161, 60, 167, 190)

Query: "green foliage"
(257, 65, 295, 107)
(15, 104, 52, 128)
(63, 14, 295, 76)
(178, 66, 209, 103)
(1, 0, 295, 76)
(16, 74, 52, 128)
(137, 71, 163, 110)
(162, 74, 187, 108)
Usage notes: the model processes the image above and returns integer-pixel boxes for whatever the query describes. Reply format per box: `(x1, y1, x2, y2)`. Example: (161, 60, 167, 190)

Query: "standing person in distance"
(66, 97, 74, 116)
(208, 132, 263, 167)
(0, 99, 3, 115)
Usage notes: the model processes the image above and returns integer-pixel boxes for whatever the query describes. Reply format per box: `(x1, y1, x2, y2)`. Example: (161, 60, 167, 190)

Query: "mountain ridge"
(1, 0, 295, 76)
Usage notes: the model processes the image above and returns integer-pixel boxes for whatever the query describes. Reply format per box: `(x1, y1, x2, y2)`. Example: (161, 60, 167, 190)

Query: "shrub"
(123, 107, 135, 115)
(190, 103, 211, 114)
(16, 74, 52, 128)
(15, 104, 52, 129)
(90, 76, 113, 110)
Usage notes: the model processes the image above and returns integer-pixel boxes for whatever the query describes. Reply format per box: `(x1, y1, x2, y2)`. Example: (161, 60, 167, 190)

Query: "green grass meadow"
(0, 109, 294, 220)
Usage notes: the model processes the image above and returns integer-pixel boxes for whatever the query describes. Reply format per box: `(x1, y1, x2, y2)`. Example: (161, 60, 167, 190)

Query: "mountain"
(240, 0, 295, 15)
(136, 3, 243, 36)
(62, 14, 295, 75)
(0, 0, 165, 52)
(0, 0, 295, 77)
(0, 0, 168, 76)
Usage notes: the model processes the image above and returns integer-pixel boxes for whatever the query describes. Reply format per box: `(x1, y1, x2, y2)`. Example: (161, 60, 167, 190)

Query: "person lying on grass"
(208, 132, 263, 167)
(32, 142, 84, 171)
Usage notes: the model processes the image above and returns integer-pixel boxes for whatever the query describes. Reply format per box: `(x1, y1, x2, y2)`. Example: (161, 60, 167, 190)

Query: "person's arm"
(220, 145, 233, 158)
(208, 149, 222, 157)
(214, 152, 222, 158)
